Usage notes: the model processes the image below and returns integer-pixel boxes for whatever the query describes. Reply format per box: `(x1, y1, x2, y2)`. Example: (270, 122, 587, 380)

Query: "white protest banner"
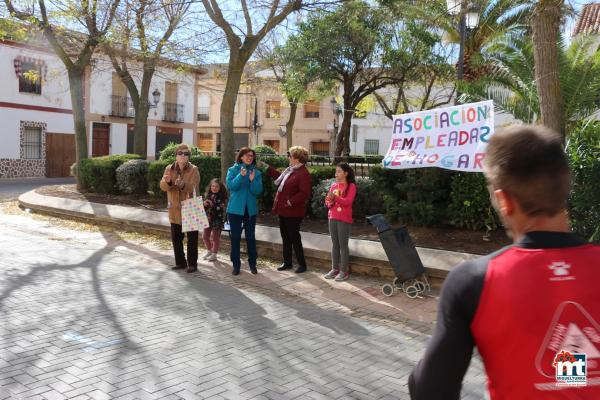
(382, 100, 494, 172)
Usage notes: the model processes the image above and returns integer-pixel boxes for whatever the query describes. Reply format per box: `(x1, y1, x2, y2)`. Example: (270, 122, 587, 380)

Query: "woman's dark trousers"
(228, 210, 257, 272)
(279, 216, 306, 268)
(170, 223, 198, 267)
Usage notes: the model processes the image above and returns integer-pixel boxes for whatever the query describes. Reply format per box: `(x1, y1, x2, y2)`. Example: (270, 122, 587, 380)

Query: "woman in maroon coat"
(258, 146, 312, 273)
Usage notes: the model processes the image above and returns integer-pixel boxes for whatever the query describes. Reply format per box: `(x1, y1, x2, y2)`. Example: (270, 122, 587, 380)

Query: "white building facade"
(0, 36, 203, 178)
(0, 38, 75, 178)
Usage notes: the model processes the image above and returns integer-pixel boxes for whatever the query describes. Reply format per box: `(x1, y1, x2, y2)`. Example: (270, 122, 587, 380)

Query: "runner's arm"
(408, 262, 481, 400)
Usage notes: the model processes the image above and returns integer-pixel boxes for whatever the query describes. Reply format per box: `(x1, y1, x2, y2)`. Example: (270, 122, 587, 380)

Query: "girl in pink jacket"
(324, 163, 357, 281)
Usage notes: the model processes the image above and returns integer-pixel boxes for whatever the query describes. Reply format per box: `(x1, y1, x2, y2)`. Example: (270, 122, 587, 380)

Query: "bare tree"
(200, 0, 306, 177)
(103, 0, 192, 157)
(532, 0, 565, 139)
(4, 0, 120, 187)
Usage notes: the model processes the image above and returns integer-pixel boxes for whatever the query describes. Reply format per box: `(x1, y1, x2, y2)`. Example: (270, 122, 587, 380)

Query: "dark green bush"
(79, 154, 142, 194)
(259, 155, 289, 169)
(158, 142, 202, 163)
(147, 160, 170, 196)
(307, 166, 337, 188)
(116, 159, 149, 195)
(310, 177, 383, 221)
(369, 165, 454, 226)
(449, 172, 500, 231)
(190, 155, 221, 192)
(253, 144, 277, 155)
(567, 121, 600, 242)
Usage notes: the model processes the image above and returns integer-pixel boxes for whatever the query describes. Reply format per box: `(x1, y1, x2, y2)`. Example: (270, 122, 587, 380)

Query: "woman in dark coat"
(258, 146, 312, 273)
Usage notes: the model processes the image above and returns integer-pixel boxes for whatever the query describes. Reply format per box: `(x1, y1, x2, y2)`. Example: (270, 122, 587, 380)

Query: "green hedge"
(369, 166, 454, 226)
(158, 142, 202, 163)
(147, 160, 170, 196)
(259, 155, 289, 169)
(449, 172, 500, 232)
(79, 154, 142, 194)
(307, 166, 337, 188)
(253, 145, 277, 155)
(567, 122, 600, 242)
(311, 177, 383, 221)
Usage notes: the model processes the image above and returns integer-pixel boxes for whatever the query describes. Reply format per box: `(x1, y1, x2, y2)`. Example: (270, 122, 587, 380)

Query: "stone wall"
(0, 121, 47, 178)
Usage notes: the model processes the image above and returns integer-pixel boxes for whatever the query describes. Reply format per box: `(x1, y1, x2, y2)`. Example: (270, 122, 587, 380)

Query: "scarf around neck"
(275, 163, 303, 192)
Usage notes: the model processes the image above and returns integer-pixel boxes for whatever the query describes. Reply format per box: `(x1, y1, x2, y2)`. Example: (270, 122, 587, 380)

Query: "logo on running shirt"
(554, 350, 587, 386)
(548, 261, 575, 281)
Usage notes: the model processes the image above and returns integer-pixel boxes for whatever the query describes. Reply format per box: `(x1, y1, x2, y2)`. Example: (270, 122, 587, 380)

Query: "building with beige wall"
(196, 64, 336, 155)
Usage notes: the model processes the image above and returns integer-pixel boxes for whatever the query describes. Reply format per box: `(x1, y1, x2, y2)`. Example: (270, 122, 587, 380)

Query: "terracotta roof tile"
(574, 3, 600, 36)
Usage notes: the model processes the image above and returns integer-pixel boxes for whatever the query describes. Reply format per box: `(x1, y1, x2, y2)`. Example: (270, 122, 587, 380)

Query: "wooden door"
(46, 133, 76, 177)
(197, 133, 213, 152)
(92, 123, 110, 157)
(310, 141, 330, 156)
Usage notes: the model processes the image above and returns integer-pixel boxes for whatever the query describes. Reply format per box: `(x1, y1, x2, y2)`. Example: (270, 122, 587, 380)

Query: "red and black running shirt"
(409, 231, 600, 400)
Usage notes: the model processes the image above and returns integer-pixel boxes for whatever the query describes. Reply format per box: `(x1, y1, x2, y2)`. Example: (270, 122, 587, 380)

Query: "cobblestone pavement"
(0, 206, 486, 400)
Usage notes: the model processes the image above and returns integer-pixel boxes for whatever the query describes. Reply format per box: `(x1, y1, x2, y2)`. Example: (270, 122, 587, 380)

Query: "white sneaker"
(334, 271, 349, 281)
(207, 253, 217, 261)
(202, 251, 212, 260)
(324, 269, 339, 279)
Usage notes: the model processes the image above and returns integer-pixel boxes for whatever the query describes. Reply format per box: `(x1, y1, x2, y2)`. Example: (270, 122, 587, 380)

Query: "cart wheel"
(415, 281, 426, 293)
(382, 284, 394, 297)
(405, 285, 419, 299)
(402, 279, 416, 293)
(393, 277, 403, 289)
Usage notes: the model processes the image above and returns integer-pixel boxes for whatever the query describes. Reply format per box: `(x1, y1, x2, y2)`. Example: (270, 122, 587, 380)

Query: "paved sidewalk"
(0, 205, 487, 399)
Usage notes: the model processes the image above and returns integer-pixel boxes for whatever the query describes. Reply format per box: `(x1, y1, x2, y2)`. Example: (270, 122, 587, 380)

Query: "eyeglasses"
(176, 151, 190, 157)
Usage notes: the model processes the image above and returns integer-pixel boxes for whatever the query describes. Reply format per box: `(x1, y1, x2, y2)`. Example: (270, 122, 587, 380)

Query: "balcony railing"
(110, 95, 134, 118)
(197, 106, 209, 121)
(163, 102, 184, 123)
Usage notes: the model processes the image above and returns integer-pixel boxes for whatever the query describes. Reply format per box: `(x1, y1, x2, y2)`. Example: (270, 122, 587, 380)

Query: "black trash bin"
(367, 214, 428, 297)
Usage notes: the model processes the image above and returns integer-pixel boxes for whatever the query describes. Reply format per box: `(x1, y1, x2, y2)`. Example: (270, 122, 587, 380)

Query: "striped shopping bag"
(181, 189, 209, 232)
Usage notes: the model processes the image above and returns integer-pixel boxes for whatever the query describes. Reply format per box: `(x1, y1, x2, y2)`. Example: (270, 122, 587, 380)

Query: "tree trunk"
(532, 0, 565, 139)
(285, 100, 298, 151)
(133, 68, 154, 157)
(67, 67, 88, 189)
(340, 110, 352, 157)
(220, 59, 245, 179)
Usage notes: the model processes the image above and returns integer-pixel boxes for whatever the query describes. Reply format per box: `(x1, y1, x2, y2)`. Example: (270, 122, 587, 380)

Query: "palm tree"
(401, 0, 532, 81)
(460, 34, 600, 128)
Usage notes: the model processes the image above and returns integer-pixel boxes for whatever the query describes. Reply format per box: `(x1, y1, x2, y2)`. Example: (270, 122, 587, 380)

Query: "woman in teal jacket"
(226, 147, 263, 275)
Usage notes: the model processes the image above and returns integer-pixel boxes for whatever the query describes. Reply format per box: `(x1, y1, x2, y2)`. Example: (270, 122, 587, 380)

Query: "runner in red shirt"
(409, 125, 600, 399)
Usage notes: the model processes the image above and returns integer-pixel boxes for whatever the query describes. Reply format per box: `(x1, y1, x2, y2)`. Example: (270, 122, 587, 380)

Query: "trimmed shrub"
(369, 165, 454, 226)
(116, 159, 149, 195)
(311, 178, 335, 219)
(147, 160, 170, 196)
(310, 177, 382, 221)
(307, 166, 337, 188)
(567, 121, 600, 242)
(449, 172, 500, 231)
(158, 142, 202, 163)
(79, 154, 142, 194)
(260, 169, 277, 211)
(258, 155, 289, 169)
(253, 144, 277, 155)
(190, 155, 221, 192)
